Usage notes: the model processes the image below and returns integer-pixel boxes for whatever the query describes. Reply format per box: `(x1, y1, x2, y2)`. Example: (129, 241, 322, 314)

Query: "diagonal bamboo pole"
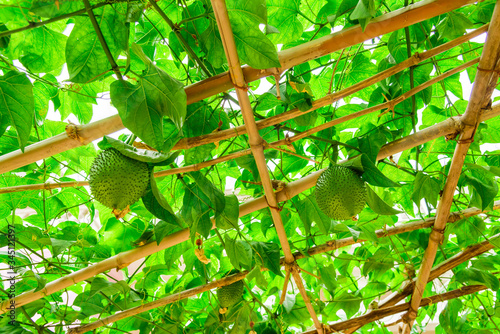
(0, 0, 477, 175)
(0, 57, 489, 196)
(66, 271, 249, 334)
(343, 233, 500, 333)
(173, 25, 488, 151)
(401, 3, 500, 332)
(66, 220, 500, 334)
(210, 0, 323, 331)
(2, 103, 500, 314)
(271, 57, 479, 147)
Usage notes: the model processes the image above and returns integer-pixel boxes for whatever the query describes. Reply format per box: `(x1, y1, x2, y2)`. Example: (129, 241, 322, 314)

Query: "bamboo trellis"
(65, 212, 500, 333)
(1, 0, 500, 332)
(0, 0, 475, 175)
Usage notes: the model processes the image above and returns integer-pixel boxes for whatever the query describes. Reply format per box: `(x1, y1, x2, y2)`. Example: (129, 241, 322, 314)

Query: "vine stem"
(147, 0, 212, 77)
(0, 1, 111, 38)
(82, 0, 123, 81)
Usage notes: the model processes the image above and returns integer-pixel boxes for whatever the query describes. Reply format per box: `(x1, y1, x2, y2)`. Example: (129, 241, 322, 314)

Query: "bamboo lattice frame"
(1, 0, 500, 333)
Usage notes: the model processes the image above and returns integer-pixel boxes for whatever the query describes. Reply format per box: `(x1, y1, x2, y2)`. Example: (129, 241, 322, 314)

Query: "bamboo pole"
(343, 233, 500, 333)
(66, 221, 500, 334)
(1, 58, 492, 196)
(303, 284, 490, 333)
(401, 4, 500, 332)
(0, 0, 477, 175)
(210, 0, 323, 331)
(2, 102, 500, 314)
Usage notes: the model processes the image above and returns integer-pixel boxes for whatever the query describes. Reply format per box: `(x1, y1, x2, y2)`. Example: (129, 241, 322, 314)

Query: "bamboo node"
(430, 227, 446, 244)
(65, 122, 85, 143)
(449, 212, 464, 222)
(412, 52, 421, 62)
(477, 66, 500, 75)
(456, 137, 474, 144)
(229, 72, 249, 91)
(402, 305, 418, 324)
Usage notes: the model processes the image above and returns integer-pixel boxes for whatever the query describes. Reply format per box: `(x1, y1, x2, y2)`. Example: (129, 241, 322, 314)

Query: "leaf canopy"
(0, 0, 500, 333)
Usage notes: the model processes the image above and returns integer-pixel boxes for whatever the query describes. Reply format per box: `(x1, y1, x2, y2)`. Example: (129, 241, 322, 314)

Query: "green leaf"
(229, 21, 281, 69)
(98, 136, 180, 165)
(200, 22, 226, 68)
(216, 195, 239, 230)
(341, 154, 400, 188)
(246, 264, 268, 287)
(30, 0, 81, 18)
(66, 6, 127, 83)
(357, 127, 388, 162)
(142, 172, 183, 228)
(189, 171, 225, 217)
(0, 71, 34, 152)
(325, 291, 361, 318)
(33, 74, 59, 126)
(366, 185, 401, 215)
(20, 27, 66, 73)
(126, 3, 145, 22)
(350, 0, 376, 30)
(33, 272, 47, 293)
(319, 265, 337, 292)
(224, 236, 252, 270)
(58, 91, 93, 124)
(439, 299, 463, 333)
(0, 23, 10, 49)
(251, 241, 282, 276)
(437, 11, 474, 40)
(412, 172, 441, 208)
(297, 193, 332, 235)
(228, 302, 250, 334)
(89, 277, 128, 298)
(181, 183, 213, 241)
(154, 220, 176, 246)
(110, 44, 187, 150)
(267, 0, 303, 44)
(223, 1, 280, 69)
(465, 168, 498, 211)
(455, 268, 499, 291)
(50, 238, 75, 257)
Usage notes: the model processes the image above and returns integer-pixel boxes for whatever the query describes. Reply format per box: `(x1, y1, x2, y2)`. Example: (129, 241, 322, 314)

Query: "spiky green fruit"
(217, 278, 244, 308)
(89, 148, 149, 210)
(315, 165, 367, 220)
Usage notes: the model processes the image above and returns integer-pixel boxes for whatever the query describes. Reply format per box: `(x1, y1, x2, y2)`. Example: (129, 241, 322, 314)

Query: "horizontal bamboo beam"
(303, 284, 490, 333)
(271, 103, 500, 208)
(186, 0, 475, 105)
(2, 187, 497, 319)
(0, 0, 476, 175)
